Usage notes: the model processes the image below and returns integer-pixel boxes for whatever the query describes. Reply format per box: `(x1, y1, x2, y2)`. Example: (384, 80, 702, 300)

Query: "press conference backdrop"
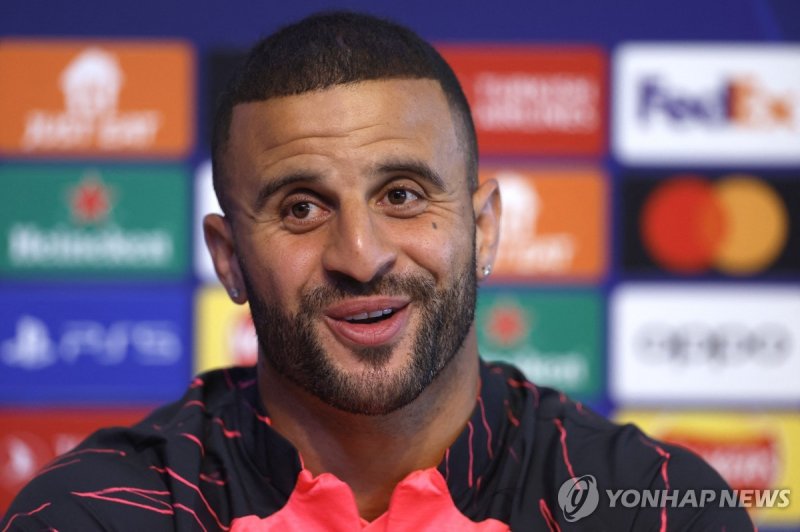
(1, 0, 799, 527)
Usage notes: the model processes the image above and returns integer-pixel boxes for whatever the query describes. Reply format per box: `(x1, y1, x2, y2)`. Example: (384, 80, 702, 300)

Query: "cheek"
(397, 218, 474, 280)
(243, 232, 323, 310)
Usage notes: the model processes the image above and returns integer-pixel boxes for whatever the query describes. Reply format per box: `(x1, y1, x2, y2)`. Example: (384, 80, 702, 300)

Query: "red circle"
(641, 176, 725, 274)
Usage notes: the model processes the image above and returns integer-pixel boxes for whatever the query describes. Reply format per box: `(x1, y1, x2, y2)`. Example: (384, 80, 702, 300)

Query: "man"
(2, 11, 753, 531)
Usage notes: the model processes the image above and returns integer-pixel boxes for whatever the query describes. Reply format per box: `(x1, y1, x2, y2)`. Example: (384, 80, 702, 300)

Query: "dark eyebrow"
(373, 158, 447, 192)
(253, 173, 321, 211)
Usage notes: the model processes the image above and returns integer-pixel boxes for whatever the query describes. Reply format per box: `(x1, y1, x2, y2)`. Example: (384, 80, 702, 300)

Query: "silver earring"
(482, 265, 492, 277)
(229, 288, 240, 299)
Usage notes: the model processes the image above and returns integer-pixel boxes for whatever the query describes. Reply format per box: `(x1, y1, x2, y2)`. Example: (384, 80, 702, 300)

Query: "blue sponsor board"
(0, 285, 191, 405)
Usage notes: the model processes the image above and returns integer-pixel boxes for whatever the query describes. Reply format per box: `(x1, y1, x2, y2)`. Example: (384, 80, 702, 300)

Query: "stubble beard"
(244, 257, 477, 416)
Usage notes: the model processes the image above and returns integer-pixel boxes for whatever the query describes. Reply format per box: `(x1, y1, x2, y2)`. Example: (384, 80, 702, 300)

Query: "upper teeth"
(345, 309, 393, 321)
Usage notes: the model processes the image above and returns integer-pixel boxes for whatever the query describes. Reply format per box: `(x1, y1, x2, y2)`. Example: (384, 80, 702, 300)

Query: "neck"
(258, 331, 480, 521)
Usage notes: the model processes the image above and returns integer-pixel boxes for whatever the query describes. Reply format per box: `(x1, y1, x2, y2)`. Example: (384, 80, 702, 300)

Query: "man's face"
(214, 79, 492, 415)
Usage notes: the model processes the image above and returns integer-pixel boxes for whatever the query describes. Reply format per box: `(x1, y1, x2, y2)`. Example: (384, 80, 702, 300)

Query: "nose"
(321, 200, 397, 284)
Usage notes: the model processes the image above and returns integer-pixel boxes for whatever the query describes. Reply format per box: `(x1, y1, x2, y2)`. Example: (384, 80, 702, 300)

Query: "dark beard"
(243, 261, 476, 415)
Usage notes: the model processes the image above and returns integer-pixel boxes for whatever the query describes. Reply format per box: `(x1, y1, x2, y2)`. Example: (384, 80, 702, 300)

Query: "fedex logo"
(614, 44, 800, 165)
(638, 76, 793, 128)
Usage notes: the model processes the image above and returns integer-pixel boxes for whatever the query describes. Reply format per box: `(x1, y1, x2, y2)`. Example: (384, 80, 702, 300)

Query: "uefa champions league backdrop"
(1, 0, 799, 527)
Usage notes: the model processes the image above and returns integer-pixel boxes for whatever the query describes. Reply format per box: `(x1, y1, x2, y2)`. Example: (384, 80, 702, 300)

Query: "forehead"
(224, 79, 463, 184)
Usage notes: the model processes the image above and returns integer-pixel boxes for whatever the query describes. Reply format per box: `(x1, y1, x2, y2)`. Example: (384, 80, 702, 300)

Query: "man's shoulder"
(2, 366, 259, 530)
(524, 382, 726, 490)
(531, 385, 721, 488)
(1, 429, 172, 530)
(531, 391, 754, 529)
(487, 361, 722, 486)
(484, 362, 754, 530)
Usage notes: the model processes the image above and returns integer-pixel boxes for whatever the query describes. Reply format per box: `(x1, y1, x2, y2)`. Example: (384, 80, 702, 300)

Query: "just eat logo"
(0, 40, 194, 157)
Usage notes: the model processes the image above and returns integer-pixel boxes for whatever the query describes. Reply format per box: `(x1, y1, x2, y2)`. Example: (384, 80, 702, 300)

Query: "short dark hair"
(211, 11, 478, 214)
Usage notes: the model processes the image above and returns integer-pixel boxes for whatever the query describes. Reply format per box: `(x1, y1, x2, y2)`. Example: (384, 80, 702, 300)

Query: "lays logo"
(195, 287, 257, 374)
(616, 411, 800, 527)
(0, 41, 193, 156)
(661, 433, 779, 491)
(228, 313, 259, 367)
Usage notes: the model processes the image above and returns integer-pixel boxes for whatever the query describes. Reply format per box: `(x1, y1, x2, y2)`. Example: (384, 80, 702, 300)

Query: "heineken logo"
(478, 291, 603, 398)
(486, 303, 528, 347)
(8, 225, 173, 267)
(0, 165, 187, 276)
(70, 175, 113, 224)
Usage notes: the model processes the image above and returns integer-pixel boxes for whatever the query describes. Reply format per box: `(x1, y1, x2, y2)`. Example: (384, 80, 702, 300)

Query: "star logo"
(486, 302, 529, 347)
(69, 174, 113, 224)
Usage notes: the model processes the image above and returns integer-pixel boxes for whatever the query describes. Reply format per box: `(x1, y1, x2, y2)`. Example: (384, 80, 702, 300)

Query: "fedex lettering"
(638, 77, 794, 128)
(1, 315, 181, 370)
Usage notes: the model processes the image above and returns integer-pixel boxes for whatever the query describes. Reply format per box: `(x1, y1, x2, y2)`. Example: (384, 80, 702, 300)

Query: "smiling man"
(210, 78, 486, 420)
(2, 12, 754, 531)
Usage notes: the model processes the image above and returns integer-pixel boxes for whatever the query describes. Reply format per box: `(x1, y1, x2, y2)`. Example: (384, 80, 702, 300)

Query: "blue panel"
(1, 0, 798, 44)
(0, 285, 191, 405)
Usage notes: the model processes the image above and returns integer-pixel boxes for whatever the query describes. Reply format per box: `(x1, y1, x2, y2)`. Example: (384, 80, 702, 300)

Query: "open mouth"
(324, 298, 410, 348)
(343, 308, 395, 325)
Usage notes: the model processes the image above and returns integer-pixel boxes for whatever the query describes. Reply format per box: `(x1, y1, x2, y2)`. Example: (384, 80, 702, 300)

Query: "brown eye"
(377, 186, 425, 217)
(291, 202, 311, 218)
(388, 189, 409, 205)
(281, 197, 329, 232)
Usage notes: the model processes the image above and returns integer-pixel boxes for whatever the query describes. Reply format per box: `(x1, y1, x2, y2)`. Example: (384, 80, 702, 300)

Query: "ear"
(472, 178, 502, 281)
(203, 213, 247, 304)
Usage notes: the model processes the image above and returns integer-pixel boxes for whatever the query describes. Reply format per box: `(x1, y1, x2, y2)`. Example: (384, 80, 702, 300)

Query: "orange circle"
(713, 175, 788, 275)
(641, 176, 725, 273)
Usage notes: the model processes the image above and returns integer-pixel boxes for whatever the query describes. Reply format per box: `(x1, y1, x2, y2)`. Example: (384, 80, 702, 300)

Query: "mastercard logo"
(641, 174, 788, 275)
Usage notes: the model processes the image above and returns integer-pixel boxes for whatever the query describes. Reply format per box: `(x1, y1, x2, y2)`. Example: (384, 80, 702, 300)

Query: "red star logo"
(487, 304, 528, 347)
(70, 175, 112, 224)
